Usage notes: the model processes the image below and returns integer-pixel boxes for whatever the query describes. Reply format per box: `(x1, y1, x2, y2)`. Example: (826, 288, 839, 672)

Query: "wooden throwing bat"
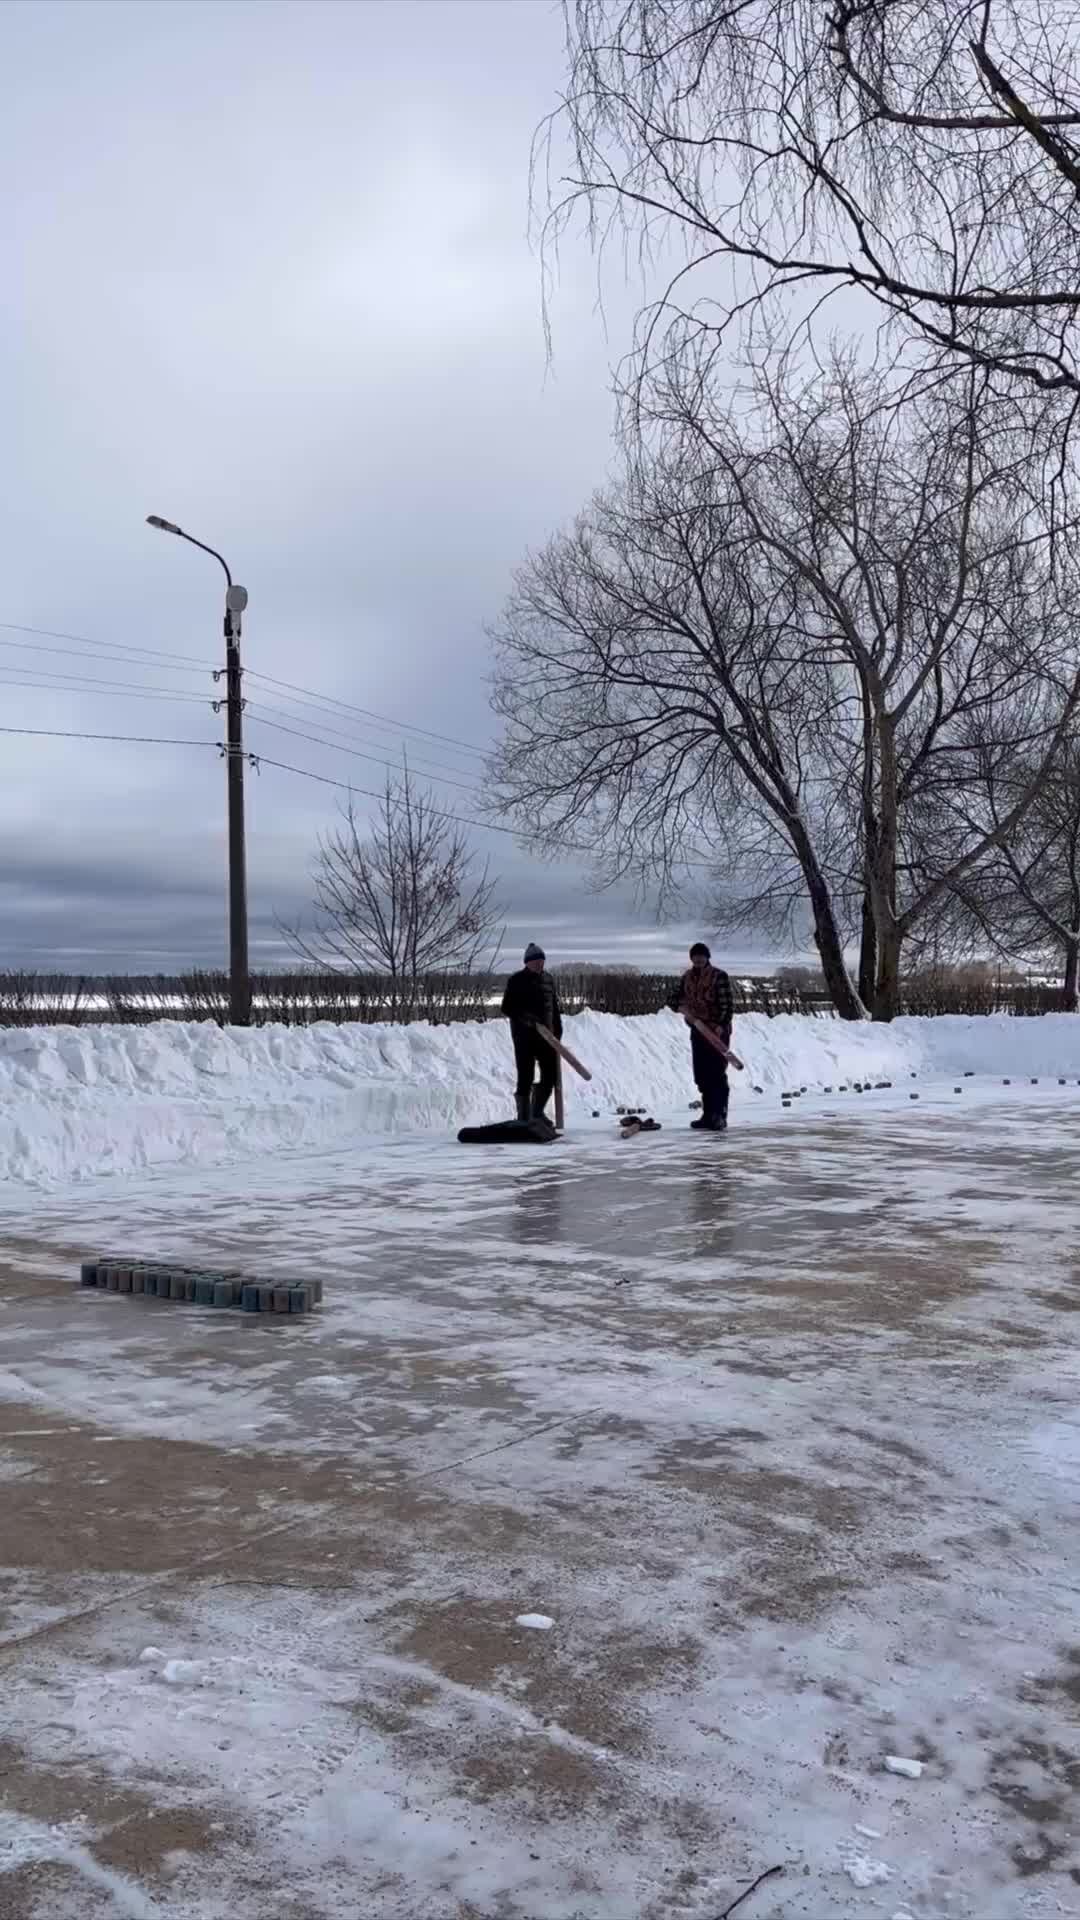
(690, 1017, 745, 1072)
(535, 1023, 593, 1082)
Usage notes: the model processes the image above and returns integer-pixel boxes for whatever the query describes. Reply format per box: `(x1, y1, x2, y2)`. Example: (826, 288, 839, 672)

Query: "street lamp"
(146, 515, 252, 1027)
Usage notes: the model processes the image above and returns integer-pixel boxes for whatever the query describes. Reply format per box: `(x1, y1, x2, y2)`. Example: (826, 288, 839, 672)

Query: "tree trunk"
(1062, 940, 1079, 1012)
(780, 810, 866, 1019)
(873, 925, 903, 1022)
(867, 712, 902, 1023)
(858, 895, 877, 1008)
(808, 877, 866, 1020)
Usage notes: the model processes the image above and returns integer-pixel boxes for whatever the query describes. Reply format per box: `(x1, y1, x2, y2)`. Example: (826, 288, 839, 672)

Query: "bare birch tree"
(286, 771, 504, 1016)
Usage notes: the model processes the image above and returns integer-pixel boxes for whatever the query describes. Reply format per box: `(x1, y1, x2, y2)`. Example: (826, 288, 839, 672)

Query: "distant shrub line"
(0, 967, 1064, 1027)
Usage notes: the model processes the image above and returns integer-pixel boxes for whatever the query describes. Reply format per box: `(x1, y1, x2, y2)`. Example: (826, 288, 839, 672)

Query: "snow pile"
(0, 1008, 1078, 1186)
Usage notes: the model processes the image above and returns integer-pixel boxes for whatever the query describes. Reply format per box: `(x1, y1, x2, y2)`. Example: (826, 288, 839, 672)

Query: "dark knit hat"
(524, 942, 545, 963)
(689, 941, 711, 959)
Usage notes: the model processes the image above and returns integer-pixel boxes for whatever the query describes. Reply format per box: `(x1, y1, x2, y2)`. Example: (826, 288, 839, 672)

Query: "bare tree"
(549, 0, 1080, 420)
(490, 353, 1080, 1019)
(285, 771, 504, 1017)
(658, 352, 1080, 1016)
(489, 438, 868, 1017)
(948, 729, 1080, 1006)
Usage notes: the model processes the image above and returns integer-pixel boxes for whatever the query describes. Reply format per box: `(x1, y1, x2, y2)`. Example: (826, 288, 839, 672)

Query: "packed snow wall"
(0, 1009, 1076, 1185)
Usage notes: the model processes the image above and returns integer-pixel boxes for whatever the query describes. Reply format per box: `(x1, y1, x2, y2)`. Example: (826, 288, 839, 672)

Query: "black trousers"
(690, 1026, 729, 1121)
(512, 1023, 557, 1113)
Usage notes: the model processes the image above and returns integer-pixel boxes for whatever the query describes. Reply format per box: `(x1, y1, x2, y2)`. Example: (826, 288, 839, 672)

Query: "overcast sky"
(0, 0, 786, 976)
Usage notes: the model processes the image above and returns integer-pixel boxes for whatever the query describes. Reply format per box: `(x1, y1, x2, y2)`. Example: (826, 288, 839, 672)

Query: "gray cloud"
(0, 0, 784, 979)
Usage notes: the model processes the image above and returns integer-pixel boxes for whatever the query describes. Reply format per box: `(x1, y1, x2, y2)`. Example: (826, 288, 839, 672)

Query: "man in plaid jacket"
(667, 942, 734, 1131)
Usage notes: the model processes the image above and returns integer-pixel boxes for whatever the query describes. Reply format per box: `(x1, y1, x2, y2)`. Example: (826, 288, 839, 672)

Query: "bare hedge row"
(0, 968, 1065, 1027)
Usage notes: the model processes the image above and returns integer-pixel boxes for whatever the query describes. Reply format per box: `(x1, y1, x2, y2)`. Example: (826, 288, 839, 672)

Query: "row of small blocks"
(79, 1260, 322, 1314)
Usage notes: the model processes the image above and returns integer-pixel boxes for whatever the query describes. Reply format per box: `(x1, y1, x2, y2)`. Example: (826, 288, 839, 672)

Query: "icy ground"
(1, 1071, 1080, 1917)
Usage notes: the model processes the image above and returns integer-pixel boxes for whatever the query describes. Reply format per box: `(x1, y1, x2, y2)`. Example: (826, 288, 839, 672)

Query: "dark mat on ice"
(458, 1117, 558, 1145)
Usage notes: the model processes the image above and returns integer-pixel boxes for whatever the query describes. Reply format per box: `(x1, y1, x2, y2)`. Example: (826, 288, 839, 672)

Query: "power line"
(0, 657, 484, 785)
(0, 722, 716, 873)
(0, 679, 209, 707)
(0, 667, 210, 704)
(0, 615, 490, 762)
(0, 632, 212, 679)
(247, 750, 592, 851)
(246, 700, 478, 780)
(0, 620, 216, 673)
(0, 726, 530, 845)
(242, 687, 486, 773)
(244, 707, 486, 795)
(244, 670, 488, 758)
(250, 752, 717, 871)
(0, 669, 486, 784)
(0, 725, 220, 747)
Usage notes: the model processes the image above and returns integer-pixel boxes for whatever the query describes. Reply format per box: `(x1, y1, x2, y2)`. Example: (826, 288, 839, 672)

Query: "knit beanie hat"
(524, 942, 545, 963)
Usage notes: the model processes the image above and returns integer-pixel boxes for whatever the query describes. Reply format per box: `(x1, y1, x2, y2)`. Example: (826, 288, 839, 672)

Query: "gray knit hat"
(524, 942, 545, 963)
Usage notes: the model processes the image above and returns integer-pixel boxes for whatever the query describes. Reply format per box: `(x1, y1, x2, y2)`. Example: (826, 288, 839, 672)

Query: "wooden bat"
(689, 1017, 745, 1071)
(535, 1023, 593, 1082)
(554, 1057, 565, 1132)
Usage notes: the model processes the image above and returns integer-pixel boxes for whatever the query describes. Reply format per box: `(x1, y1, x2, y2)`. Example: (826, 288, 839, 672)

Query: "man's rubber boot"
(530, 1089, 550, 1121)
(690, 1114, 710, 1130)
(515, 1093, 530, 1123)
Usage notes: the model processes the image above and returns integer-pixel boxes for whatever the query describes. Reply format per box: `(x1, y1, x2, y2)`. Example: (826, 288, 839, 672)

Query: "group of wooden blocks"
(79, 1259, 323, 1315)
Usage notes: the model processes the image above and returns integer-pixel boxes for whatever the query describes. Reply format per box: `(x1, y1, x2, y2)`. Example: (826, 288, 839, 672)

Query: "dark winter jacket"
(501, 967, 563, 1039)
(668, 963, 734, 1042)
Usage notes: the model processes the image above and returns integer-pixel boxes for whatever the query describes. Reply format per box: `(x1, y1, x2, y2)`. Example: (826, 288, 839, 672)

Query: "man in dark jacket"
(668, 942, 735, 1131)
(501, 942, 564, 1122)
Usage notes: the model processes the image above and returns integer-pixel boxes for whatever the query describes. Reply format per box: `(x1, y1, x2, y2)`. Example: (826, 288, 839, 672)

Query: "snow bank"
(0, 1009, 1077, 1187)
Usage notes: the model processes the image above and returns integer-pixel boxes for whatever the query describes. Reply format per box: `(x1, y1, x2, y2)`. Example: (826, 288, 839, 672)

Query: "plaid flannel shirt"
(668, 964, 734, 1040)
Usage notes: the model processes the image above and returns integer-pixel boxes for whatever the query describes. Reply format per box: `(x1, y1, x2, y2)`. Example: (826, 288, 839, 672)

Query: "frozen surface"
(1, 1074, 1079, 1917)
(4, 1006, 1080, 1184)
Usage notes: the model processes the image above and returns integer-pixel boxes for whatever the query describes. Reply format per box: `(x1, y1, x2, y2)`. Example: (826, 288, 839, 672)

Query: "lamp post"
(146, 516, 252, 1026)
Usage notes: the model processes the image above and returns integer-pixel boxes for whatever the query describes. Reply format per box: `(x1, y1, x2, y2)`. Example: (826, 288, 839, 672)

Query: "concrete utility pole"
(146, 515, 252, 1026)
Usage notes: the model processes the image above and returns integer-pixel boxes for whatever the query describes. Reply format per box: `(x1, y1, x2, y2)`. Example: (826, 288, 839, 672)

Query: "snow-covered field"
(3, 1006, 1080, 1183)
(1, 1015, 1079, 1917)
